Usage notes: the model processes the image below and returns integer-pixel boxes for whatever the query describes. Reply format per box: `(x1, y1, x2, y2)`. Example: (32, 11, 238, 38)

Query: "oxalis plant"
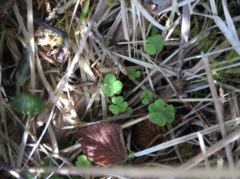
(140, 91, 153, 105)
(126, 100, 175, 159)
(109, 96, 128, 115)
(148, 99, 175, 126)
(145, 34, 165, 55)
(128, 69, 141, 80)
(102, 74, 133, 115)
(102, 74, 123, 97)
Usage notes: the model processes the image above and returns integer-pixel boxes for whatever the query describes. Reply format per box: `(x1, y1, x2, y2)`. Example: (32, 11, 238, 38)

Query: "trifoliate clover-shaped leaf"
(145, 44, 156, 55)
(102, 75, 123, 96)
(163, 105, 175, 123)
(146, 34, 164, 55)
(76, 155, 91, 167)
(129, 70, 141, 80)
(148, 99, 175, 126)
(104, 74, 116, 84)
(140, 91, 153, 105)
(109, 97, 128, 114)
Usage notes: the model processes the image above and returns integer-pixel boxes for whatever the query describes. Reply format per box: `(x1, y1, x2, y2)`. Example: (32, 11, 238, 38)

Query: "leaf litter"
(1, 0, 240, 178)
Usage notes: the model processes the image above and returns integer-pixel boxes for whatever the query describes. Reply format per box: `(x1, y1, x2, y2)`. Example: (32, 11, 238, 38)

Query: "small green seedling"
(145, 34, 165, 55)
(109, 96, 128, 114)
(76, 0, 90, 30)
(102, 74, 123, 97)
(121, 107, 133, 116)
(140, 91, 153, 105)
(128, 70, 141, 80)
(75, 155, 91, 167)
(126, 152, 135, 160)
(148, 99, 175, 126)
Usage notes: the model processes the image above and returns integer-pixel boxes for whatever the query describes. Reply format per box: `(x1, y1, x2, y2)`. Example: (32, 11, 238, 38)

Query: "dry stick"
(182, 94, 211, 121)
(38, 50, 55, 64)
(202, 52, 235, 169)
(0, 158, 28, 179)
(178, 127, 240, 170)
(171, 5, 189, 162)
(186, 102, 215, 141)
(25, 166, 240, 178)
(27, 0, 36, 91)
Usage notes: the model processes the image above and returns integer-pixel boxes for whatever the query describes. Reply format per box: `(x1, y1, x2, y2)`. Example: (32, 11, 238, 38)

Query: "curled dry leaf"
(136, 119, 167, 149)
(75, 123, 127, 167)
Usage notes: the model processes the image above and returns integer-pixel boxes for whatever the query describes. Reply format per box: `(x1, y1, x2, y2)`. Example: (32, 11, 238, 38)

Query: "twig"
(0, 158, 27, 179)
(202, 52, 235, 170)
(25, 0, 36, 96)
(25, 166, 240, 178)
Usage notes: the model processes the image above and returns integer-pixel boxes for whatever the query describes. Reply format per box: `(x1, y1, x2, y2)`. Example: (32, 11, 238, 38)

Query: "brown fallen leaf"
(136, 119, 167, 149)
(75, 123, 127, 167)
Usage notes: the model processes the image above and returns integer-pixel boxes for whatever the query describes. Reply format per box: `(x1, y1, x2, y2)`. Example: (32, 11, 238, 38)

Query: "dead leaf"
(136, 119, 167, 149)
(75, 123, 127, 167)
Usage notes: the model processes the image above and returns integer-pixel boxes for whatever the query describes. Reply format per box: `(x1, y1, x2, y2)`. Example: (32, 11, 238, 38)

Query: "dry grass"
(1, 0, 240, 178)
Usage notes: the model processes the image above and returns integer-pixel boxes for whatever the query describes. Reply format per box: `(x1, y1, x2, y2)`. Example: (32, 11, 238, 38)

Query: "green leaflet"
(9, 93, 47, 114)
